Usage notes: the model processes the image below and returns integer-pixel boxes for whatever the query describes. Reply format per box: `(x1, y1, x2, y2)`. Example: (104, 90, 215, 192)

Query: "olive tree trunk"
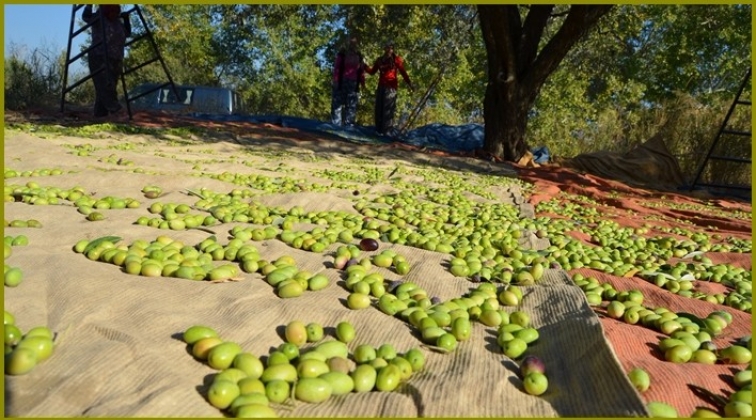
(478, 5, 613, 162)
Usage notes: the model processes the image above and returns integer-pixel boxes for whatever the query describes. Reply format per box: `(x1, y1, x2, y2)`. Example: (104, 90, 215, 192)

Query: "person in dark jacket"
(331, 36, 367, 126)
(82, 4, 131, 117)
(365, 42, 414, 135)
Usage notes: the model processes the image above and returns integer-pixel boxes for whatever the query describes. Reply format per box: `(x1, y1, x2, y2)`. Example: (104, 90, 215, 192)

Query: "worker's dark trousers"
(88, 53, 123, 117)
(374, 85, 397, 135)
(331, 80, 360, 126)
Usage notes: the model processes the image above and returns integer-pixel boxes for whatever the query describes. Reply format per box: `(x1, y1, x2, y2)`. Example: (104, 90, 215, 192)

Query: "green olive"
(404, 348, 425, 372)
(266, 351, 289, 366)
(4, 324, 23, 346)
(347, 292, 371, 309)
(315, 340, 349, 360)
(353, 344, 377, 364)
(192, 337, 223, 360)
(350, 364, 377, 392)
(5, 347, 37, 375)
(229, 393, 269, 416)
(646, 401, 678, 418)
(307, 274, 329, 291)
(214, 368, 248, 385)
(16, 336, 54, 362)
(234, 353, 265, 379)
(628, 368, 651, 393)
(690, 407, 722, 418)
(183, 325, 218, 345)
(238, 377, 266, 395)
(235, 403, 278, 418)
(297, 359, 330, 378)
(510, 311, 531, 328)
(319, 371, 354, 395)
(478, 310, 503, 327)
(451, 317, 472, 341)
(502, 338, 528, 359)
(293, 377, 332, 403)
(375, 364, 402, 392)
(373, 253, 393, 268)
(278, 343, 300, 361)
(665, 345, 693, 363)
(299, 350, 327, 363)
(389, 356, 414, 381)
(376, 343, 397, 361)
(436, 333, 458, 352)
(719, 345, 752, 364)
(513, 327, 539, 344)
(264, 379, 290, 403)
(207, 342, 243, 370)
(305, 322, 324, 342)
(261, 363, 298, 383)
(335, 321, 356, 343)
(4, 311, 15, 326)
(4, 267, 22, 287)
(284, 321, 307, 347)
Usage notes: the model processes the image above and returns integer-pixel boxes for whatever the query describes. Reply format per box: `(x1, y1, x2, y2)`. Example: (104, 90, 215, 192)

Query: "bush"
(4, 42, 94, 111)
(651, 93, 751, 187)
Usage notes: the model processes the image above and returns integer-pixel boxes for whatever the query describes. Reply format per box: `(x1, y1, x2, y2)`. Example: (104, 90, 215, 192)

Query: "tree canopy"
(114, 4, 750, 159)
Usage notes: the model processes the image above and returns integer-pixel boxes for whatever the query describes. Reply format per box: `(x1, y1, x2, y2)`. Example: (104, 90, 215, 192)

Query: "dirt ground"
(3, 108, 752, 418)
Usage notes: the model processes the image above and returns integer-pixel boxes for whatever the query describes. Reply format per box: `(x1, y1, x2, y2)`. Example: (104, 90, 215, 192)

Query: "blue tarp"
(189, 113, 548, 161)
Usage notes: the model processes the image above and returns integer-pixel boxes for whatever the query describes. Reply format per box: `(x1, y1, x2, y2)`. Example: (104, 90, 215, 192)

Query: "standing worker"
(82, 4, 131, 117)
(331, 36, 367, 127)
(366, 41, 414, 136)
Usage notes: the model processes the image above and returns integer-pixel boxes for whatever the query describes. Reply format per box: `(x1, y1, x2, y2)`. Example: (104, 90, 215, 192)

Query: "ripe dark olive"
(520, 355, 546, 377)
(388, 281, 403, 293)
(360, 238, 379, 252)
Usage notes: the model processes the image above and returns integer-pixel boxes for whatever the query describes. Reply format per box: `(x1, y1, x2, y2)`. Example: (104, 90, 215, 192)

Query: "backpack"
(337, 49, 364, 92)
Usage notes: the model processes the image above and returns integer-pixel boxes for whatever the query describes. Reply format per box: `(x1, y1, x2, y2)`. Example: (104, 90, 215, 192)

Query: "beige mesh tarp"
(4, 129, 649, 417)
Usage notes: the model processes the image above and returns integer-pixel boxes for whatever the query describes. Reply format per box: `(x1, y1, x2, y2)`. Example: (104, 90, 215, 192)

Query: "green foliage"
(121, 4, 484, 127)
(525, 4, 751, 164)
(4, 43, 92, 110)
(127, 5, 221, 87)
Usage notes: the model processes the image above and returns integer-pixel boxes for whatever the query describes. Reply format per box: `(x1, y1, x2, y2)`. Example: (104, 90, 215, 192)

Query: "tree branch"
(524, 5, 613, 100)
(519, 5, 554, 74)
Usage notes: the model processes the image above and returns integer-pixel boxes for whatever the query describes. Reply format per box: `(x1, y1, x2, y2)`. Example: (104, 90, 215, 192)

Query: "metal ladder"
(689, 67, 752, 192)
(60, 4, 178, 119)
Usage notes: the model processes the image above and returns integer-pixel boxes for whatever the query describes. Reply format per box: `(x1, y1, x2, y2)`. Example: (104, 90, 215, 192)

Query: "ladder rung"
(736, 100, 751, 106)
(721, 129, 752, 137)
(62, 75, 94, 94)
(694, 182, 752, 191)
(708, 155, 751, 164)
(125, 33, 152, 48)
(71, 25, 90, 39)
(126, 82, 171, 103)
(123, 57, 160, 76)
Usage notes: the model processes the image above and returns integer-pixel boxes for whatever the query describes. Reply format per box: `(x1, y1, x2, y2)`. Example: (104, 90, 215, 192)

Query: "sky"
(4, 4, 134, 73)
(4, 5, 86, 58)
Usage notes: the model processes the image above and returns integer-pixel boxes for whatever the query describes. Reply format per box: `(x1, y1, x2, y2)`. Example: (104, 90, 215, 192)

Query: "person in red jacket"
(366, 42, 414, 135)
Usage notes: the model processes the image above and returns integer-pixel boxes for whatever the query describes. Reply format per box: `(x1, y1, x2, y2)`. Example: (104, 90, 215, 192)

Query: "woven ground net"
(3, 110, 752, 418)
